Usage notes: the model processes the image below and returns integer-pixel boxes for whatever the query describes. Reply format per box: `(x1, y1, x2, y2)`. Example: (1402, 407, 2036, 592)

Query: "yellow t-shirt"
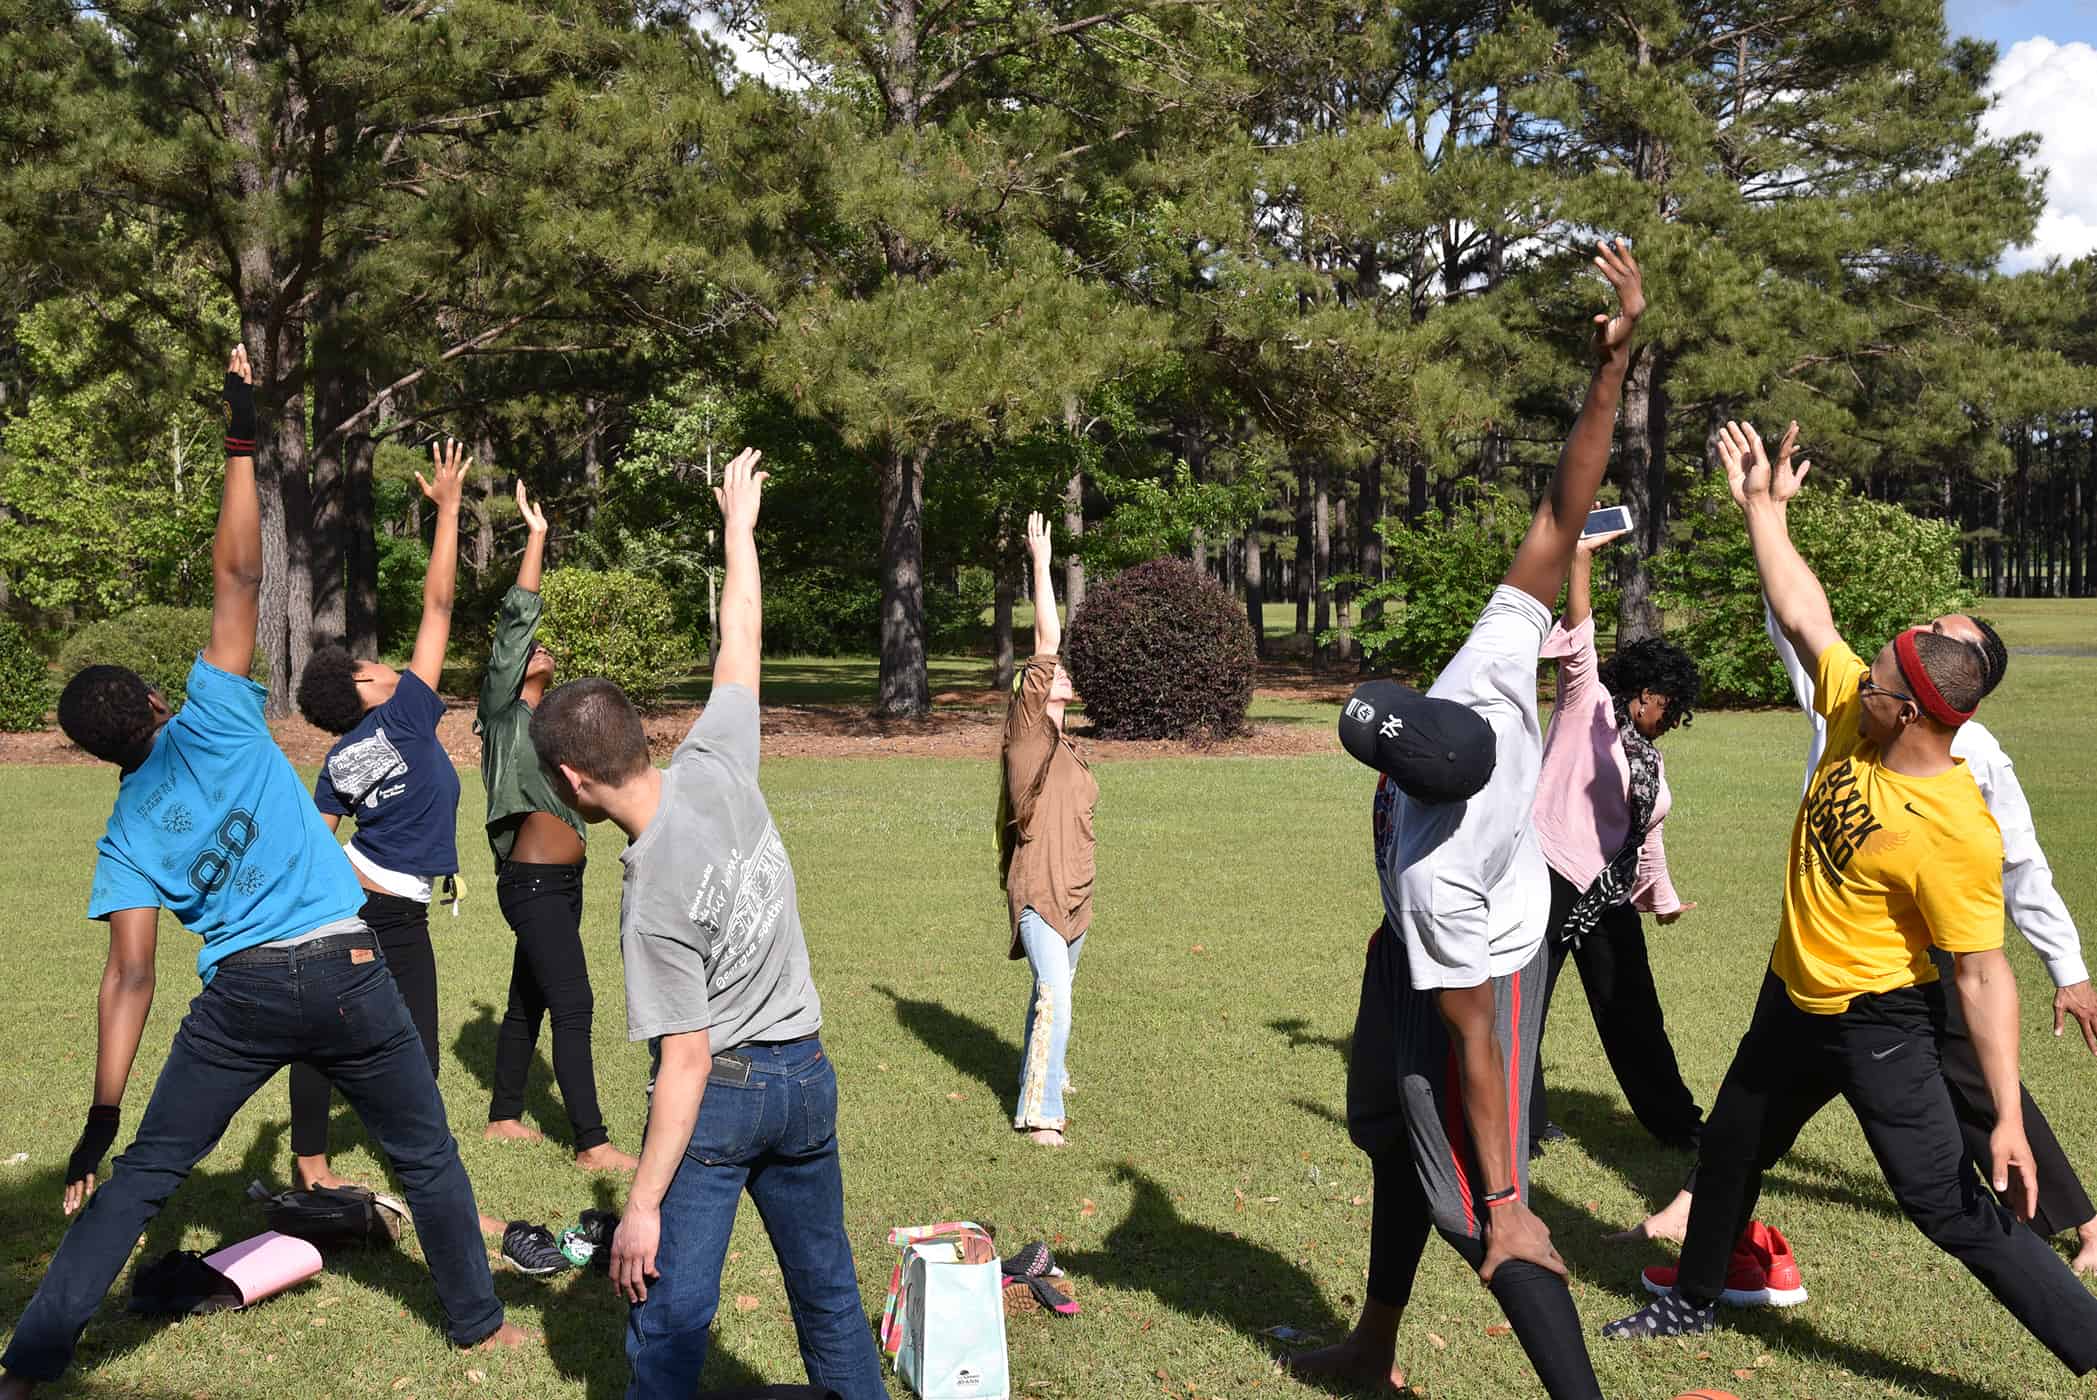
(1770, 642, 2006, 1014)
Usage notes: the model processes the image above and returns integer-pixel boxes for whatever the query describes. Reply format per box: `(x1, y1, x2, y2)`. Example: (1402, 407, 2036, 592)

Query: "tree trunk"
(1615, 347, 1667, 642)
(343, 385, 379, 657)
(877, 439, 931, 717)
(1294, 464, 1312, 640)
(1244, 520, 1265, 659)
(1407, 452, 1428, 523)
(2076, 422, 2090, 598)
(471, 435, 497, 577)
(582, 398, 603, 526)
(243, 305, 313, 717)
(310, 359, 349, 648)
(992, 552, 1016, 691)
(1062, 470, 1085, 615)
(1313, 464, 1331, 659)
(1359, 452, 1384, 638)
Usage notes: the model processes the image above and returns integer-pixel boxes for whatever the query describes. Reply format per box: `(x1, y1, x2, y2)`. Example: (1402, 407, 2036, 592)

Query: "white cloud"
(1984, 37, 2097, 270)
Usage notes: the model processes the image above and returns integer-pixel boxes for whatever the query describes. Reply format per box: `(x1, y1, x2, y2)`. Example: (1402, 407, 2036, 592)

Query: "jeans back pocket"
(687, 1077, 767, 1165)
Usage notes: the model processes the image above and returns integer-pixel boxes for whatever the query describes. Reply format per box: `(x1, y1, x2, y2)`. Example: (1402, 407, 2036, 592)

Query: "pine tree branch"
(918, 1, 1211, 109)
(319, 303, 554, 445)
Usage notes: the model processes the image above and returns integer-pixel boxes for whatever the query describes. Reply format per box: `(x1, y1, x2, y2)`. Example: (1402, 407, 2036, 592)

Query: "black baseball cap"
(1338, 679, 1496, 805)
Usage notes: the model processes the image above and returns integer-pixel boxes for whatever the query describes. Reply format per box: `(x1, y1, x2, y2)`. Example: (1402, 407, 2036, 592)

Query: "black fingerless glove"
(66, 1105, 120, 1186)
(222, 372, 257, 457)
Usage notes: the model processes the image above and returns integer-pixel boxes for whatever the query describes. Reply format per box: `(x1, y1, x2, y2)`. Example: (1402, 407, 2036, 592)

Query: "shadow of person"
(871, 984, 1017, 1106)
(453, 1001, 570, 1145)
(1286, 1096, 1346, 1131)
(1267, 1016, 1351, 1060)
(1056, 1164, 1347, 1354)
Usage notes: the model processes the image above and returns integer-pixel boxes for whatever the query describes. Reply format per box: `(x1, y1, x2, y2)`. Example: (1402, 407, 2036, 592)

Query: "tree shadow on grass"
(1267, 1016, 1351, 1061)
(453, 1000, 572, 1147)
(1057, 1164, 1348, 1362)
(872, 984, 1017, 1109)
(1287, 1096, 1347, 1131)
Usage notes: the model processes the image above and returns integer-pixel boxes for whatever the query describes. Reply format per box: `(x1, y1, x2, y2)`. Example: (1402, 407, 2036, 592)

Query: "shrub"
(762, 568, 883, 656)
(537, 567, 694, 711)
(376, 533, 431, 652)
(57, 606, 269, 707)
(1347, 486, 1621, 681)
(0, 620, 51, 731)
(1650, 477, 1975, 704)
(1064, 558, 1256, 739)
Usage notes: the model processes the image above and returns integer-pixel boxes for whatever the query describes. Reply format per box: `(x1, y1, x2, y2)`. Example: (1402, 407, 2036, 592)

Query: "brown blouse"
(1002, 653, 1098, 959)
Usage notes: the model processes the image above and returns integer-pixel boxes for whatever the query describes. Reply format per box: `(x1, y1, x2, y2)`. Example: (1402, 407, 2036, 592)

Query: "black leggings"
(1366, 1153, 1603, 1400)
(488, 860, 607, 1150)
(289, 891, 440, 1158)
(1528, 867, 1703, 1151)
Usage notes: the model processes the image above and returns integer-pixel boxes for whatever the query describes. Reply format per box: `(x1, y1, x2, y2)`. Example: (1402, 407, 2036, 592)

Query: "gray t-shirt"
(1376, 585, 1553, 990)
(617, 684, 822, 1066)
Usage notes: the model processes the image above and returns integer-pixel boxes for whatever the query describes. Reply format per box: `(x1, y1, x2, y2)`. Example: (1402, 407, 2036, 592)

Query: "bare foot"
(1605, 1188, 1693, 1245)
(469, 1321, 537, 1352)
(484, 1120, 544, 1143)
(1024, 1128, 1066, 1147)
(294, 1155, 356, 1192)
(2071, 1223, 2097, 1277)
(576, 1143, 639, 1172)
(1281, 1338, 1408, 1394)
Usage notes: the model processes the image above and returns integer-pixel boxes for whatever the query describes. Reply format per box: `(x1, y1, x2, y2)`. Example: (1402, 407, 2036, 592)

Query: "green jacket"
(475, 585, 588, 866)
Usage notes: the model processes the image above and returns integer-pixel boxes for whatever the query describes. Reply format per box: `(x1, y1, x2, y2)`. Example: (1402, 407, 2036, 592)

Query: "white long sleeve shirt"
(1764, 603, 2088, 988)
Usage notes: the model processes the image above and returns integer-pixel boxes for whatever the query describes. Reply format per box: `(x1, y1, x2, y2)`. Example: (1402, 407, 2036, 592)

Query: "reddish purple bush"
(1064, 559, 1256, 740)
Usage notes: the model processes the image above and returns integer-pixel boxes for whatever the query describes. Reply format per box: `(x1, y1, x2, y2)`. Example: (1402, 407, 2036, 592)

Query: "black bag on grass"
(128, 1251, 243, 1316)
(248, 1180, 402, 1249)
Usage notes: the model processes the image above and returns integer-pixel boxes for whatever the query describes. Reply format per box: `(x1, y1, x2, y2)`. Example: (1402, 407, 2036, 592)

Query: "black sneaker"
(502, 1221, 570, 1276)
(1601, 1289, 1717, 1341)
(577, 1208, 619, 1273)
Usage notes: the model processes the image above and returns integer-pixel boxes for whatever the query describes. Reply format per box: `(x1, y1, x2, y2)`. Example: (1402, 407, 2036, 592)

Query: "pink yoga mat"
(203, 1231, 323, 1305)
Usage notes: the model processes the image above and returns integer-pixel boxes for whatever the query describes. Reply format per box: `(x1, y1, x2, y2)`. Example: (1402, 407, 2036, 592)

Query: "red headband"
(1893, 627, 1974, 728)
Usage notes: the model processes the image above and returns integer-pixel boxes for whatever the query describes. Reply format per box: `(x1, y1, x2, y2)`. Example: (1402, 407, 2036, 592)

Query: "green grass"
(3, 638, 2096, 1398)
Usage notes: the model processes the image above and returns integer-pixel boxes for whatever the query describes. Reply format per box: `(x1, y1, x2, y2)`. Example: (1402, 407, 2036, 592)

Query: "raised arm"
(1718, 421, 1838, 668)
(711, 447, 767, 697)
(63, 907, 158, 1216)
(514, 480, 548, 593)
(1566, 526, 1625, 630)
(481, 485, 550, 720)
(1027, 510, 1059, 655)
(1502, 241, 1644, 606)
(407, 439, 470, 691)
(201, 347, 262, 676)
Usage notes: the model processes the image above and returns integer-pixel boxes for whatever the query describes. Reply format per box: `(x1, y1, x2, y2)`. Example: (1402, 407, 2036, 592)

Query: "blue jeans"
(626, 1038, 883, 1400)
(1015, 908, 1084, 1131)
(1, 938, 503, 1382)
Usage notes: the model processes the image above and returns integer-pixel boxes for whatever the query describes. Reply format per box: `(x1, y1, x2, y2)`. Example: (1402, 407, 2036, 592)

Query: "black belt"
(219, 932, 378, 967)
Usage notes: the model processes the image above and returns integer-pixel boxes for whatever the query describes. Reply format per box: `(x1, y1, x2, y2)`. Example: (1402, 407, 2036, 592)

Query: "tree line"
(2, 0, 2093, 719)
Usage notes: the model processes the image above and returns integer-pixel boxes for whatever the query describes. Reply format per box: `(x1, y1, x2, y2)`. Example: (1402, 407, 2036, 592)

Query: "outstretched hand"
(515, 480, 547, 535)
(1717, 420, 1810, 510)
(1026, 510, 1052, 564)
(1590, 239, 1646, 365)
(713, 447, 767, 534)
(417, 439, 472, 511)
(1576, 527, 1629, 557)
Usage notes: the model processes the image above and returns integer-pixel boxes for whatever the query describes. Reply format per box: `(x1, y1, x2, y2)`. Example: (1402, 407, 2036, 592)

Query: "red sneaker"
(1641, 1221, 1808, 1308)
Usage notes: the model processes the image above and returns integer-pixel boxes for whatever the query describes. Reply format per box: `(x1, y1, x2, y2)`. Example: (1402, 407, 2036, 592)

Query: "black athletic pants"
(289, 891, 440, 1158)
(1678, 971, 2097, 1375)
(1528, 868, 1703, 1151)
(488, 860, 608, 1150)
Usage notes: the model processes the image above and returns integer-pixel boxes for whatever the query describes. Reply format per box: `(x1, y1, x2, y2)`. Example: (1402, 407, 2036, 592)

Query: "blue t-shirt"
(89, 657, 366, 982)
(313, 669, 461, 877)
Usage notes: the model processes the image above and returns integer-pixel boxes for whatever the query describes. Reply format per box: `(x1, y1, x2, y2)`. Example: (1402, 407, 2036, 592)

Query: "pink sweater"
(1531, 615, 1682, 914)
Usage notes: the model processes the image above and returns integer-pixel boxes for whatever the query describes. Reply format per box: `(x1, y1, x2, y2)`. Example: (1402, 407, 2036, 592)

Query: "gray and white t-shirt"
(618, 684, 822, 1065)
(1376, 585, 1554, 990)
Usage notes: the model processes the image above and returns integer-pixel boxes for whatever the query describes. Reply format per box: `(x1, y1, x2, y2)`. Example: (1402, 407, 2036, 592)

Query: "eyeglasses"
(1858, 675, 1915, 708)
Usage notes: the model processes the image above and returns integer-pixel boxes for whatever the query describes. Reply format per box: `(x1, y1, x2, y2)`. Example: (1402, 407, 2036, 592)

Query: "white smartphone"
(1582, 505, 1634, 538)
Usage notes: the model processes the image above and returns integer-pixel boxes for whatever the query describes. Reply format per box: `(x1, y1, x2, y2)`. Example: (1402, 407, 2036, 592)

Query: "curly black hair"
(58, 665, 160, 768)
(1597, 637, 1702, 734)
(297, 645, 368, 734)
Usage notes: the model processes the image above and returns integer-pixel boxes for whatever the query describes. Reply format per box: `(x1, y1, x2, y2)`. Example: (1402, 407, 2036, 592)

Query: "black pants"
(1926, 947, 2095, 1237)
(1528, 868, 1702, 1151)
(1679, 971, 2097, 1375)
(289, 891, 441, 1158)
(488, 860, 608, 1151)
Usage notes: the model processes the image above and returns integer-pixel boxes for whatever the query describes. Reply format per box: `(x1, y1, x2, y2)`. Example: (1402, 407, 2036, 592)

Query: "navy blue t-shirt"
(314, 669, 461, 877)
(90, 656, 366, 983)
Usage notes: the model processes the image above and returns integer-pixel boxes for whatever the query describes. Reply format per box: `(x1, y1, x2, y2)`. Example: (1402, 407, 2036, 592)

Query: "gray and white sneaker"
(502, 1221, 571, 1277)
(1601, 1289, 1717, 1341)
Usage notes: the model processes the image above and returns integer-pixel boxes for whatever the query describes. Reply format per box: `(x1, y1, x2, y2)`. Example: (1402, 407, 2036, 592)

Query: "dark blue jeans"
(626, 1038, 883, 1400)
(1, 938, 504, 1381)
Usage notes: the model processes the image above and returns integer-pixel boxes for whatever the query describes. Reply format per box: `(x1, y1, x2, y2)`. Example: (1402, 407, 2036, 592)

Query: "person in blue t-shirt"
(288, 439, 470, 1191)
(0, 351, 526, 1397)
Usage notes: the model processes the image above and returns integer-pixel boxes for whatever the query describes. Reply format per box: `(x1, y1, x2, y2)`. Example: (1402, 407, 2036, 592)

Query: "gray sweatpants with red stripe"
(1347, 923, 1548, 1246)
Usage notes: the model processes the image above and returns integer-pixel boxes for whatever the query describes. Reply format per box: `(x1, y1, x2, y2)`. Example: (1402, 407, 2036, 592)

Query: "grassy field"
(2, 613, 2095, 1398)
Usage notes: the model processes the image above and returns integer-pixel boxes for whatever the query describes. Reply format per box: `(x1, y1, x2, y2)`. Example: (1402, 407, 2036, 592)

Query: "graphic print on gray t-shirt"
(618, 683, 822, 1061)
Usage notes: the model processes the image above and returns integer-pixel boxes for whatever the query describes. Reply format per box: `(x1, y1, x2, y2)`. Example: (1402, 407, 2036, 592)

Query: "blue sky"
(1948, 0, 2096, 48)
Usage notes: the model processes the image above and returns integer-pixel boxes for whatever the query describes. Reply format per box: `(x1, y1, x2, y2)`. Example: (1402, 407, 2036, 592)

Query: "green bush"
(57, 606, 269, 707)
(376, 533, 431, 653)
(537, 567, 694, 711)
(1347, 487, 1620, 680)
(1064, 558, 1256, 739)
(1650, 477, 1975, 703)
(0, 620, 51, 731)
(762, 568, 883, 656)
